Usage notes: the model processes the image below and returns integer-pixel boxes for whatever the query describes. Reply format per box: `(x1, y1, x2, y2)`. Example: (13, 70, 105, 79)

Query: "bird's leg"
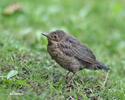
(63, 71, 70, 80)
(67, 73, 76, 85)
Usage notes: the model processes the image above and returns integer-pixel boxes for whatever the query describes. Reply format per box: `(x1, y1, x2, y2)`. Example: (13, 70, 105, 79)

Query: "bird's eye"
(54, 35, 57, 39)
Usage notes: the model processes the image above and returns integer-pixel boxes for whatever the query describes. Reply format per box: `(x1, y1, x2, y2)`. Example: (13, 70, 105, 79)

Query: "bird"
(42, 30, 110, 80)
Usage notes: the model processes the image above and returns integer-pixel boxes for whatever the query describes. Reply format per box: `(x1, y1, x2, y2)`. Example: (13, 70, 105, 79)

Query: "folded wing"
(58, 36, 96, 64)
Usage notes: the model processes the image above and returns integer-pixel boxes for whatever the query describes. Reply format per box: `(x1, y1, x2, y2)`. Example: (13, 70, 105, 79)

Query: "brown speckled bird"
(42, 30, 110, 78)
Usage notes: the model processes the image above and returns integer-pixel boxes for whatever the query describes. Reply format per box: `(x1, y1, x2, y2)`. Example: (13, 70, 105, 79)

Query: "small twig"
(10, 91, 24, 96)
(103, 71, 110, 87)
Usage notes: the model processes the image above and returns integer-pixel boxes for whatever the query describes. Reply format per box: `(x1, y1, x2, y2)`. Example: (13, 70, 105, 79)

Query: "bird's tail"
(96, 61, 110, 71)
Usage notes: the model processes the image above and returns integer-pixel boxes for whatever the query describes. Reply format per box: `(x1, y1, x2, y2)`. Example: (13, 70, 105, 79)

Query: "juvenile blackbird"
(42, 30, 110, 76)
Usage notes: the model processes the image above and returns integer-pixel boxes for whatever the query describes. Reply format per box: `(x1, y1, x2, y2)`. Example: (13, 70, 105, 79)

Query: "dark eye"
(54, 35, 57, 39)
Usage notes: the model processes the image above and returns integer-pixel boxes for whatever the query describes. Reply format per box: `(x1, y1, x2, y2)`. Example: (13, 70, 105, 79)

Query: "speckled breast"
(47, 44, 80, 72)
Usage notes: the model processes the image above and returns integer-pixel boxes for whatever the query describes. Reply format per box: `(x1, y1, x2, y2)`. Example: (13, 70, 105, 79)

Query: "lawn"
(0, 0, 125, 99)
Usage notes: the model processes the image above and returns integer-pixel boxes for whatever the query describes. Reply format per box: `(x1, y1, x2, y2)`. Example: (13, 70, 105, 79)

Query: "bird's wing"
(76, 44, 96, 63)
(58, 36, 96, 64)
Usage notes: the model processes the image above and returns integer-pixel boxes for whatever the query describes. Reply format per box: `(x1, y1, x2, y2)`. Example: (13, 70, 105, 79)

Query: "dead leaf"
(3, 3, 21, 16)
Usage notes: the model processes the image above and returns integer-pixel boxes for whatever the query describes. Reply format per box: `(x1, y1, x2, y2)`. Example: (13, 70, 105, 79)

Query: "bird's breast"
(47, 43, 62, 58)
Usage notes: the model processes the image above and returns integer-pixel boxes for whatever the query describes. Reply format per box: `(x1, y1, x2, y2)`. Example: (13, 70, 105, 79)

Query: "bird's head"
(42, 30, 66, 42)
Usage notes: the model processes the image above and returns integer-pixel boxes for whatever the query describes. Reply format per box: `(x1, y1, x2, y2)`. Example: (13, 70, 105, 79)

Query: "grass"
(0, 0, 125, 99)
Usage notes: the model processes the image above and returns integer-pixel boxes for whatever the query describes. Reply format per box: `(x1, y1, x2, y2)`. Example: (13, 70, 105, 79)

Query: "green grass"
(0, 0, 125, 99)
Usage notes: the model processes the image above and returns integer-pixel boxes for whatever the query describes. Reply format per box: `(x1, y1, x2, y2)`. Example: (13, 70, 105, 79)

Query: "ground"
(0, 0, 125, 100)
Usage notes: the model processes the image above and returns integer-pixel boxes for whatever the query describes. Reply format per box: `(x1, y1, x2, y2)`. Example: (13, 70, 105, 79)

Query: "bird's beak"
(42, 33, 49, 38)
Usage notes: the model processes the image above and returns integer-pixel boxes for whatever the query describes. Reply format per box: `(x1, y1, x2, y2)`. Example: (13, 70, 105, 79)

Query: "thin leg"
(67, 73, 76, 85)
(63, 71, 70, 80)
(66, 71, 70, 77)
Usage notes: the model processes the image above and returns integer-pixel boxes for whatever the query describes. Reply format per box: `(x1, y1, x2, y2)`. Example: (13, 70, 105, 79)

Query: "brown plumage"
(42, 30, 110, 75)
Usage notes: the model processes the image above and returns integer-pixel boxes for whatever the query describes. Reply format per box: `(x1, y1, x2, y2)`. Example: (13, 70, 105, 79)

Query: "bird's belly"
(49, 49, 70, 66)
(48, 48, 81, 72)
